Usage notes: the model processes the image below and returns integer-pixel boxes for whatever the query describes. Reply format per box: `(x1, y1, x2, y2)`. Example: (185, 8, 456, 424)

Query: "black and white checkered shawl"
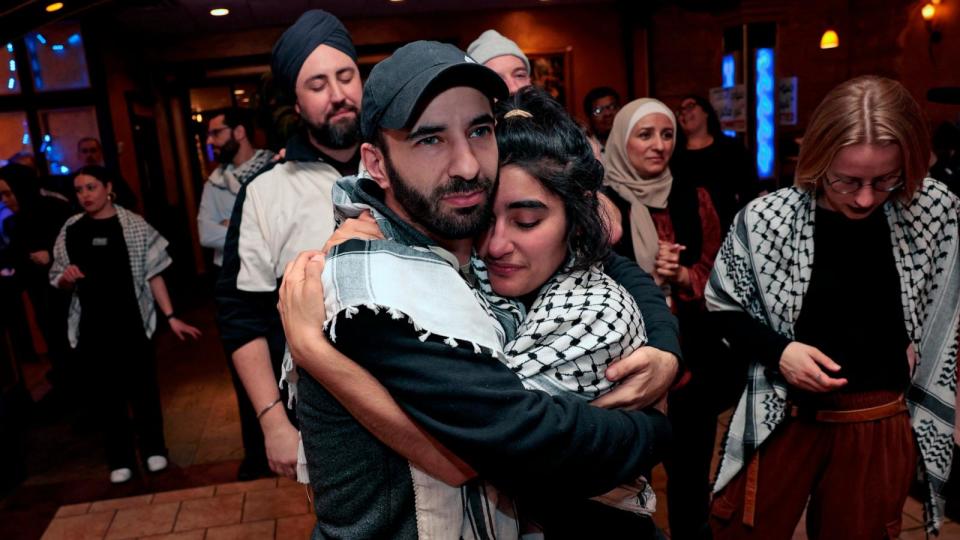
(49, 206, 172, 348)
(497, 260, 647, 400)
(705, 179, 960, 533)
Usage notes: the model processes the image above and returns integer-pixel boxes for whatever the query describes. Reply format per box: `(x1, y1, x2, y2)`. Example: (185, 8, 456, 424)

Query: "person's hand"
(591, 346, 679, 410)
(779, 342, 847, 392)
(906, 342, 917, 376)
(321, 211, 384, 254)
(169, 317, 202, 340)
(654, 241, 688, 286)
(29, 250, 50, 266)
(260, 408, 299, 479)
(597, 192, 623, 245)
(59, 264, 86, 287)
(278, 250, 329, 362)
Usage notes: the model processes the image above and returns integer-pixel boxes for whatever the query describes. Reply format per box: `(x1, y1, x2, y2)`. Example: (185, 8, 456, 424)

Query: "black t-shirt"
(792, 206, 910, 398)
(66, 214, 141, 334)
(671, 136, 758, 231)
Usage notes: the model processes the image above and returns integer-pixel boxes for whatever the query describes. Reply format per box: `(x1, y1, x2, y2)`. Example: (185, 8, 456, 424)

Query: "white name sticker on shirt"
(92, 237, 108, 246)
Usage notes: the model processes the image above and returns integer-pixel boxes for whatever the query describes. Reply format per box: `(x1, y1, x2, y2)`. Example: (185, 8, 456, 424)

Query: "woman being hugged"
(707, 76, 960, 538)
(50, 165, 201, 484)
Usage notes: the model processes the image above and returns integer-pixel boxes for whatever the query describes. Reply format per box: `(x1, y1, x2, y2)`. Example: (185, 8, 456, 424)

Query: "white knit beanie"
(466, 29, 530, 72)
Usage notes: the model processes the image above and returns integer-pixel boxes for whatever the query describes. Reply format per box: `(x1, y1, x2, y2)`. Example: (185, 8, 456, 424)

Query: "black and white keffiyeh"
(495, 261, 647, 400)
(488, 260, 657, 516)
(706, 179, 960, 533)
(50, 206, 172, 348)
(208, 148, 275, 195)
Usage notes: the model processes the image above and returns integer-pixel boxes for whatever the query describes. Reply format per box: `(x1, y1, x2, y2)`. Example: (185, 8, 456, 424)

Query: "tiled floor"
(41, 477, 315, 540)
(1, 298, 254, 540)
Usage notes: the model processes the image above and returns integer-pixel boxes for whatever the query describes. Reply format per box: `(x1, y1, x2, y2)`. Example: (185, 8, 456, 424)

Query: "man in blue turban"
(215, 9, 364, 481)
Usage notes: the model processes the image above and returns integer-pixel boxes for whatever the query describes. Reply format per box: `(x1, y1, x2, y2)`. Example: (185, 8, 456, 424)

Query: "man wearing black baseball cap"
(281, 40, 669, 539)
(215, 9, 363, 482)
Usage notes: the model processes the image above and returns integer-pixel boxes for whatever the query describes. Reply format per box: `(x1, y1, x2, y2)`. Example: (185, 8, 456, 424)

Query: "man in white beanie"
(467, 29, 531, 95)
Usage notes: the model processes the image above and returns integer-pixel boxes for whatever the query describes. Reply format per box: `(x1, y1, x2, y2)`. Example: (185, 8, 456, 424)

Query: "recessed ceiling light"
(209, 7, 230, 16)
(45, 2, 64, 12)
(233, 89, 245, 95)
(389, 0, 404, 3)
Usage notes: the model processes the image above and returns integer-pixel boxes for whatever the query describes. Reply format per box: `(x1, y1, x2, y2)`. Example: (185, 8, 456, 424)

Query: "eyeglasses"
(824, 175, 904, 194)
(591, 103, 620, 117)
(206, 126, 231, 139)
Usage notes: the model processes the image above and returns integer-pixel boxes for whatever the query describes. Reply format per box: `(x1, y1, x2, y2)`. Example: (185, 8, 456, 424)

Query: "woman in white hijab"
(603, 98, 728, 540)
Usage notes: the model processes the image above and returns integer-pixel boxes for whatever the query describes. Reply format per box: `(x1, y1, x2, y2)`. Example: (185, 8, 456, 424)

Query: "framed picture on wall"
(526, 46, 574, 112)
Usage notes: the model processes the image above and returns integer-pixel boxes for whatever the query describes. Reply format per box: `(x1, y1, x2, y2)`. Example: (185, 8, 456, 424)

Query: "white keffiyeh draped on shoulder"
(705, 179, 960, 534)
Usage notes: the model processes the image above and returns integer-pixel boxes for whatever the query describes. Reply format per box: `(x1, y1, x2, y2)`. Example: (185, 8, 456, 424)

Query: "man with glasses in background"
(199, 107, 275, 480)
(583, 86, 621, 151)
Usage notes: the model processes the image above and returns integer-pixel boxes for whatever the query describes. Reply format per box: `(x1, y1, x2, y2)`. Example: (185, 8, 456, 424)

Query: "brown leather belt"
(787, 397, 907, 423)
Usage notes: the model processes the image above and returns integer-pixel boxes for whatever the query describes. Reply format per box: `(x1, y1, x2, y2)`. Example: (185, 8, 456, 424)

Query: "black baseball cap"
(360, 40, 509, 140)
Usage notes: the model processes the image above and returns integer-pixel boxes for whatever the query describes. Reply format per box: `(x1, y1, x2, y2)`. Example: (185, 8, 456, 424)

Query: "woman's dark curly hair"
(495, 86, 609, 271)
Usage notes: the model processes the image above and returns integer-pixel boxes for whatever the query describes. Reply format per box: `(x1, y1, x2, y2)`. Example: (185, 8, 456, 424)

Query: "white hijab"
(602, 98, 676, 274)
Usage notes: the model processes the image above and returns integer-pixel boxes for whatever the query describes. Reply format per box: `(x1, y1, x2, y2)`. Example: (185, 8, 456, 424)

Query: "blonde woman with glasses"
(706, 76, 960, 539)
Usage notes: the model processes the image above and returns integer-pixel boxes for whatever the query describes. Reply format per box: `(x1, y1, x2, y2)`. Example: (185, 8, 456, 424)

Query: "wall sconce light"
(820, 29, 839, 49)
(922, 2, 943, 44)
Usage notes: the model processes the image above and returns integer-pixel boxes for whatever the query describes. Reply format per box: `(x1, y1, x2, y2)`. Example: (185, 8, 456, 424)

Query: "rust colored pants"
(710, 391, 917, 540)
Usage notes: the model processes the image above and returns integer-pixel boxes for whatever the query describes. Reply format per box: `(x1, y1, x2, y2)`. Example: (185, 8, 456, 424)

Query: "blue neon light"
(43, 134, 51, 142)
(60, 165, 70, 174)
(7, 78, 13, 90)
(34, 77, 43, 89)
(22, 133, 30, 145)
(52, 44, 64, 52)
(722, 54, 735, 88)
(8, 60, 14, 71)
(755, 48, 775, 179)
(5, 43, 12, 53)
(721, 54, 737, 137)
(67, 34, 81, 45)
(36, 34, 47, 45)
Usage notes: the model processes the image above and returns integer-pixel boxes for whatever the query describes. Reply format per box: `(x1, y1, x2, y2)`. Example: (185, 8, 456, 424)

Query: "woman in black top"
(50, 166, 200, 484)
(672, 94, 758, 231)
(706, 76, 960, 538)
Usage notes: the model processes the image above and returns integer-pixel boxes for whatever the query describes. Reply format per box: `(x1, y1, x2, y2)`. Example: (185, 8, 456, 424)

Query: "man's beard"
(214, 137, 240, 165)
(384, 154, 495, 240)
(307, 107, 360, 150)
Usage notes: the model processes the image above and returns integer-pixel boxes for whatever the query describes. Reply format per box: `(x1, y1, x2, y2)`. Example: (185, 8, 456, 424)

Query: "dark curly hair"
(495, 86, 609, 271)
